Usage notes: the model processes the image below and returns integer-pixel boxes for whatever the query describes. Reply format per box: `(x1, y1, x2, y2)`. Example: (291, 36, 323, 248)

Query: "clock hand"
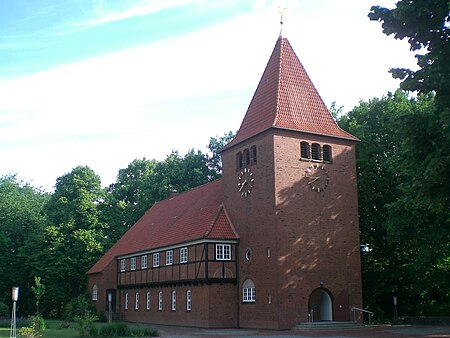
(308, 176, 320, 184)
(239, 180, 247, 191)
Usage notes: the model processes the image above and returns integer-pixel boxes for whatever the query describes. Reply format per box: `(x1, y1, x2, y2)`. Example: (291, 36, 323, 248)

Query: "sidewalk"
(144, 324, 450, 338)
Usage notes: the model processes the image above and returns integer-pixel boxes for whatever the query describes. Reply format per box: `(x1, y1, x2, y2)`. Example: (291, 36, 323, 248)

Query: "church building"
(87, 35, 362, 330)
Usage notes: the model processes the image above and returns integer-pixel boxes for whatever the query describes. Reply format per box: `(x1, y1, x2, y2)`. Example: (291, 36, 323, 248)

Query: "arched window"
(171, 291, 176, 311)
(242, 279, 255, 302)
(186, 290, 192, 311)
(146, 292, 150, 310)
(92, 285, 98, 301)
(300, 141, 310, 159)
(311, 143, 322, 161)
(323, 145, 332, 162)
(158, 291, 163, 311)
(243, 149, 250, 166)
(135, 292, 139, 310)
(250, 146, 257, 165)
(236, 152, 243, 170)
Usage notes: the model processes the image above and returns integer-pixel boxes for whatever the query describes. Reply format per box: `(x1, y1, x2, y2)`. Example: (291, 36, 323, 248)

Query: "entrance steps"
(296, 321, 364, 330)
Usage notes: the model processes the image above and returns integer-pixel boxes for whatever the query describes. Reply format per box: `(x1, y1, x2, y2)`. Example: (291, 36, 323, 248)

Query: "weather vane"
(279, 5, 288, 36)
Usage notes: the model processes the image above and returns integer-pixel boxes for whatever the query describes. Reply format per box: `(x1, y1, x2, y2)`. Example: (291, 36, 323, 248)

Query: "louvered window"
(243, 149, 250, 166)
(311, 143, 322, 160)
(250, 146, 257, 165)
(323, 145, 332, 162)
(236, 152, 243, 170)
(300, 142, 310, 159)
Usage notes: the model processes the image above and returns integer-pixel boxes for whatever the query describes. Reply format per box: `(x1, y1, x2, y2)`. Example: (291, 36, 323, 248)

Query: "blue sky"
(0, 0, 417, 191)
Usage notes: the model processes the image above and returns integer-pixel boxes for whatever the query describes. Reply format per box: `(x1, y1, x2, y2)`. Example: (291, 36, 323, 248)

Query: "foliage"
(31, 277, 45, 316)
(207, 131, 235, 173)
(38, 166, 107, 316)
(18, 325, 42, 338)
(0, 175, 48, 315)
(28, 315, 46, 331)
(63, 295, 97, 321)
(0, 302, 8, 317)
(369, 0, 450, 110)
(339, 90, 450, 319)
(74, 314, 98, 338)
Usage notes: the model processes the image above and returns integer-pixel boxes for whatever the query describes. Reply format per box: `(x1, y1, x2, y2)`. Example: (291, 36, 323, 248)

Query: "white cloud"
(0, 0, 417, 191)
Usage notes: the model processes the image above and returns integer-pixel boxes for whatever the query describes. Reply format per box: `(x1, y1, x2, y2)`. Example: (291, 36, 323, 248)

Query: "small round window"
(244, 248, 252, 262)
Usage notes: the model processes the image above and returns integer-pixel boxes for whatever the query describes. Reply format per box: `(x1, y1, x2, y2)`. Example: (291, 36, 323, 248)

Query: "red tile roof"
(87, 179, 237, 274)
(224, 37, 357, 150)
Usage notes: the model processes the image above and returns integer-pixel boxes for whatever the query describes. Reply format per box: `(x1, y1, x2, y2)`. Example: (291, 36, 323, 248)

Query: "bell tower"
(221, 37, 362, 329)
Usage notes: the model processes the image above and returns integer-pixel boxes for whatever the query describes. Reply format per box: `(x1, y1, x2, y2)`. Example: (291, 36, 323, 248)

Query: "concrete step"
(296, 321, 365, 330)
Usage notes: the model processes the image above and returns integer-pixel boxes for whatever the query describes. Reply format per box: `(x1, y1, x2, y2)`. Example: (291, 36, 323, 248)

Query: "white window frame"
(141, 255, 147, 269)
(166, 250, 173, 265)
(216, 244, 231, 261)
(242, 279, 256, 303)
(153, 253, 160, 267)
(158, 291, 163, 311)
(125, 292, 129, 310)
(186, 290, 191, 311)
(92, 285, 98, 301)
(146, 292, 150, 310)
(171, 290, 176, 311)
(180, 247, 188, 263)
(120, 259, 126, 272)
(130, 257, 136, 271)
(135, 292, 139, 310)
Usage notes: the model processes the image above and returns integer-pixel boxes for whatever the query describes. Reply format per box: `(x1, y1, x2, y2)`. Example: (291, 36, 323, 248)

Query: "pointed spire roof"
(223, 37, 357, 150)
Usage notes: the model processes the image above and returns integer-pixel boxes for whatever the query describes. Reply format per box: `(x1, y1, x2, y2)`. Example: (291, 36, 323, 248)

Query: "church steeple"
(224, 37, 357, 151)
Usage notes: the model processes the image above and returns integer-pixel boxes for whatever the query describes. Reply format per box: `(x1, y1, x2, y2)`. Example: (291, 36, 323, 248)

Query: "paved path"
(147, 324, 450, 338)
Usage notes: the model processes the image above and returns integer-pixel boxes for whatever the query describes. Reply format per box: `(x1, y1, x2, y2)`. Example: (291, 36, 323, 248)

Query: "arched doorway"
(308, 288, 333, 321)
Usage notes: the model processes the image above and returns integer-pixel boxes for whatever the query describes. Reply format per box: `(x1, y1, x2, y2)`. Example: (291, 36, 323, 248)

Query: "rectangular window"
(153, 253, 160, 267)
(243, 287, 255, 302)
(120, 259, 126, 272)
(171, 291, 176, 311)
(146, 292, 150, 310)
(135, 292, 139, 310)
(186, 290, 191, 311)
(180, 247, 188, 263)
(92, 285, 98, 301)
(125, 292, 129, 310)
(130, 257, 136, 271)
(158, 291, 163, 311)
(216, 244, 231, 261)
(166, 250, 173, 266)
(141, 255, 147, 269)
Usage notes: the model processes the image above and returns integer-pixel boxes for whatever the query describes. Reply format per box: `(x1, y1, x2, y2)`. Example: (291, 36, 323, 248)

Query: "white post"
(10, 287, 19, 338)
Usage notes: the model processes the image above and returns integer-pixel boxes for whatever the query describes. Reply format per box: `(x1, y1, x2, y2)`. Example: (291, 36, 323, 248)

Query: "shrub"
(129, 327, 159, 337)
(99, 322, 129, 337)
(18, 325, 42, 338)
(75, 314, 98, 338)
(28, 315, 45, 331)
(0, 302, 9, 317)
(64, 294, 97, 321)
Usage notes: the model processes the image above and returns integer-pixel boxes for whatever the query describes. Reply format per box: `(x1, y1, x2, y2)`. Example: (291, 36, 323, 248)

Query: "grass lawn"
(0, 319, 158, 337)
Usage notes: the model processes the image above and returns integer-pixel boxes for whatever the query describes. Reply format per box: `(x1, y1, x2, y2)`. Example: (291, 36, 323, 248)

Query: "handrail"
(351, 307, 374, 325)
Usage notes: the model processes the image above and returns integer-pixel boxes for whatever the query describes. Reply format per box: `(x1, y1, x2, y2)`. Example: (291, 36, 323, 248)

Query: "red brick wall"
(221, 129, 362, 329)
(119, 284, 237, 328)
(87, 259, 118, 315)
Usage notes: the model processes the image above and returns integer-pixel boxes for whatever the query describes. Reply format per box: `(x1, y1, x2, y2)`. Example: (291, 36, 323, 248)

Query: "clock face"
(238, 167, 254, 197)
(305, 164, 329, 192)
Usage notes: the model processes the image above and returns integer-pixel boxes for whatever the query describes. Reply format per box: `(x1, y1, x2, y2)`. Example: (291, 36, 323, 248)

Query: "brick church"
(87, 35, 362, 329)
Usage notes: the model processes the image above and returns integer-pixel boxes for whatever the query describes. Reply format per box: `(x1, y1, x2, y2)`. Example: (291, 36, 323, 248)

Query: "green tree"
(369, 0, 450, 109)
(0, 175, 48, 315)
(31, 276, 45, 316)
(207, 131, 235, 173)
(339, 90, 449, 318)
(39, 166, 106, 316)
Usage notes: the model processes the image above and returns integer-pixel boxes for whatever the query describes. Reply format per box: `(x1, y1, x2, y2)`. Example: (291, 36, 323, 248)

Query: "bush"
(28, 315, 45, 331)
(18, 326, 42, 338)
(129, 327, 159, 337)
(99, 322, 129, 337)
(0, 302, 9, 317)
(75, 314, 98, 338)
(64, 294, 97, 321)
